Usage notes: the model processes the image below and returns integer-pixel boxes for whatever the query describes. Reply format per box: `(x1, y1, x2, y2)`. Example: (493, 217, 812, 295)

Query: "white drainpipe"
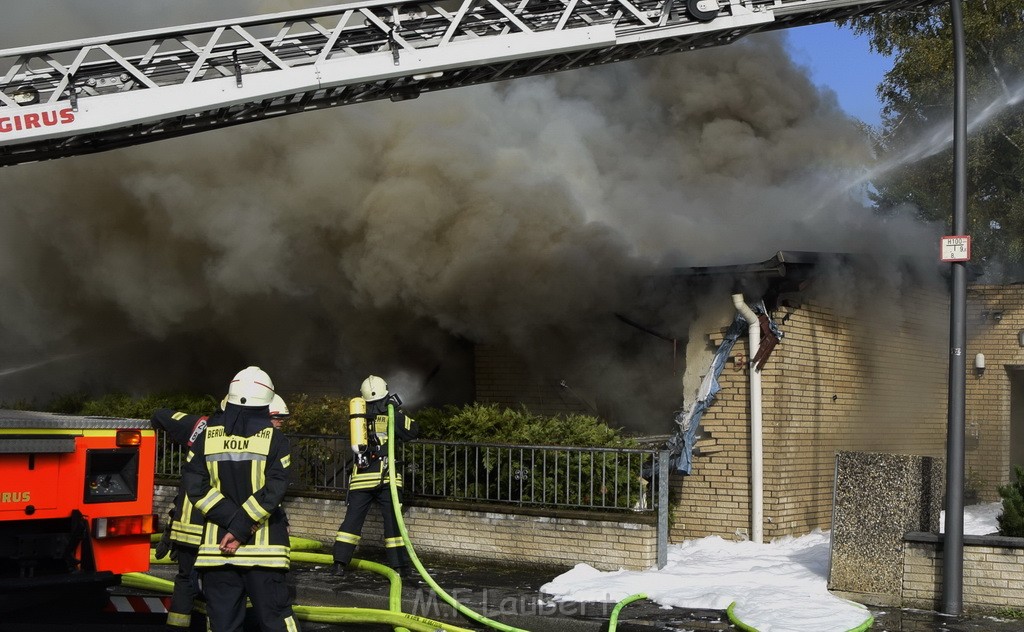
(732, 293, 763, 544)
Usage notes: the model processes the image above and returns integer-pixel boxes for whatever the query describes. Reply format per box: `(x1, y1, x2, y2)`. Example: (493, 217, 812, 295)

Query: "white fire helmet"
(226, 366, 275, 407)
(360, 375, 388, 402)
(269, 394, 290, 419)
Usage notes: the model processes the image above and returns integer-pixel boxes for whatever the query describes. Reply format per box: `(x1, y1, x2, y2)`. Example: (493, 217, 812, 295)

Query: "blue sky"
(783, 22, 893, 126)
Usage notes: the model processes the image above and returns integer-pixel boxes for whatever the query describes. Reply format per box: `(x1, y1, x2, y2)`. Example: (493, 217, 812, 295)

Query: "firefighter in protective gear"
(183, 367, 300, 632)
(150, 405, 218, 630)
(268, 394, 289, 430)
(332, 375, 419, 578)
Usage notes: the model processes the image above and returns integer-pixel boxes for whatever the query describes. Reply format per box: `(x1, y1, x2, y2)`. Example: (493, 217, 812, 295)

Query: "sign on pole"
(941, 236, 971, 262)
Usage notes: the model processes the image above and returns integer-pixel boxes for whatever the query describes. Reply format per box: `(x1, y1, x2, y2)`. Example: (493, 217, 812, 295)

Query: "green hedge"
(7, 392, 218, 418)
(18, 394, 635, 449)
(24, 393, 647, 510)
(7, 391, 345, 435)
(409, 404, 644, 509)
(998, 466, 1024, 537)
(416, 403, 637, 447)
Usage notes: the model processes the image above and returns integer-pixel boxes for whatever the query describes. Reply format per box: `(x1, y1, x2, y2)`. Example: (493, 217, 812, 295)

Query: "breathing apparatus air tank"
(349, 396, 370, 468)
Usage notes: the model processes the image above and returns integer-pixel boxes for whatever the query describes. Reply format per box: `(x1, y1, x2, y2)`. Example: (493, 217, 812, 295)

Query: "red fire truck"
(0, 409, 157, 610)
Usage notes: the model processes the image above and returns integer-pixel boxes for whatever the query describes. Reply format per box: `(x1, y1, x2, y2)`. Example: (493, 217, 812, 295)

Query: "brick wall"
(154, 485, 176, 517)
(396, 506, 656, 571)
(155, 485, 656, 572)
(474, 345, 593, 417)
(158, 284, 1023, 554)
(965, 284, 1024, 499)
(669, 358, 751, 540)
(903, 533, 1024, 612)
(673, 289, 950, 541)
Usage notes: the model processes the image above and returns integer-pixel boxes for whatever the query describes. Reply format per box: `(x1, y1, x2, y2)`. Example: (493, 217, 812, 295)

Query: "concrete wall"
(827, 452, 943, 606)
(156, 485, 657, 572)
(903, 533, 1024, 613)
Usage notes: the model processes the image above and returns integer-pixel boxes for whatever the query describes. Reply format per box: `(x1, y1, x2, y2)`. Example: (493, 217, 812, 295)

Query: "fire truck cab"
(0, 409, 157, 610)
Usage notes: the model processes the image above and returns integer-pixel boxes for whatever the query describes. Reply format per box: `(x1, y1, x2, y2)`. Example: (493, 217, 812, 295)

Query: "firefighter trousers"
(200, 567, 299, 632)
(166, 544, 199, 629)
(332, 485, 409, 569)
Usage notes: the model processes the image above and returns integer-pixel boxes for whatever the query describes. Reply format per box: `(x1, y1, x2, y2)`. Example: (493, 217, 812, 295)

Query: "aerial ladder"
(0, 0, 930, 166)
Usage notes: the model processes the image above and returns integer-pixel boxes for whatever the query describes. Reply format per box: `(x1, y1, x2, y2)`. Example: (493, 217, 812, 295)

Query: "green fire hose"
(385, 405, 650, 632)
(386, 404, 530, 632)
(607, 593, 648, 631)
(143, 410, 651, 632)
(142, 414, 881, 632)
(124, 569, 471, 632)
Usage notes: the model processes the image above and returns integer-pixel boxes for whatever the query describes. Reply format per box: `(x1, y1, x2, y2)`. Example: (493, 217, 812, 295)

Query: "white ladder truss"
(0, 0, 933, 166)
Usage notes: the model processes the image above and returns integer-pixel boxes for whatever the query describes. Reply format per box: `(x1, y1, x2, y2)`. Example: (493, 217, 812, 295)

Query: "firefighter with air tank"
(331, 375, 419, 578)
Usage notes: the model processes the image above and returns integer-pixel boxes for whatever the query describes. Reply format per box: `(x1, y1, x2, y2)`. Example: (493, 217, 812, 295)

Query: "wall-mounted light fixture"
(974, 353, 986, 378)
(1019, 330, 1024, 347)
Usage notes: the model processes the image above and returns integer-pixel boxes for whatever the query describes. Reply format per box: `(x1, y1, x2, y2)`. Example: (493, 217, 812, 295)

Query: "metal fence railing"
(156, 433, 664, 513)
(402, 440, 660, 512)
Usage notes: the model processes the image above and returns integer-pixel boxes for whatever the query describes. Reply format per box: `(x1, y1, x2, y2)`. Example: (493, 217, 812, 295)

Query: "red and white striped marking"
(104, 595, 171, 613)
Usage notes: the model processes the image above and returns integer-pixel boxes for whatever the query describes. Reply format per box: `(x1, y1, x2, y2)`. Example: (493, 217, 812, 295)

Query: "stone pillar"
(828, 451, 944, 606)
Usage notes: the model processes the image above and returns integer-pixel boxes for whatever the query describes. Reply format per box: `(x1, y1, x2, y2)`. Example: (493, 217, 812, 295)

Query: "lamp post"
(943, 0, 968, 615)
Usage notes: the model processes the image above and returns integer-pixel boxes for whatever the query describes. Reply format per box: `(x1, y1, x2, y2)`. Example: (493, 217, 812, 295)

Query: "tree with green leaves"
(846, 0, 1024, 269)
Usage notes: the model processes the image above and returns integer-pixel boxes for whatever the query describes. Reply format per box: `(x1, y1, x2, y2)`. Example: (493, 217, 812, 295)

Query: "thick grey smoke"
(0, 2, 942, 428)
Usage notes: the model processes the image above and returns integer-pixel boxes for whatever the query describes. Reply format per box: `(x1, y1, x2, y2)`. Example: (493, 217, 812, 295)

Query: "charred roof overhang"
(668, 250, 849, 310)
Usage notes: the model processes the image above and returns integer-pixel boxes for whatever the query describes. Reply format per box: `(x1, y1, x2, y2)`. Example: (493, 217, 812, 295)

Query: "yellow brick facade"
(964, 284, 1024, 500)
(155, 485, 657, 571)
(153, 284, 1024, 568)
(673, 288, 952, 540)
(903, 535, 1024, 612)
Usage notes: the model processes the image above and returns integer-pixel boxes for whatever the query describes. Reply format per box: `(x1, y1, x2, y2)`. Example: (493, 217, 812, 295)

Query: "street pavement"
(144, 551, 1024, 631)
(147, 552, 728, 631)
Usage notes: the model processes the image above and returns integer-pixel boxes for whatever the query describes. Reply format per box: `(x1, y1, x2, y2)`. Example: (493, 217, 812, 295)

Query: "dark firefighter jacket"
(182, 404, 292, 570)
(349, 398, 419, 491)
(150, 408, 216, 547)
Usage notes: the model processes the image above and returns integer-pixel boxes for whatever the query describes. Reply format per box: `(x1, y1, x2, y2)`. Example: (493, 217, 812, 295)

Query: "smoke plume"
(0, 2, 943, 429)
